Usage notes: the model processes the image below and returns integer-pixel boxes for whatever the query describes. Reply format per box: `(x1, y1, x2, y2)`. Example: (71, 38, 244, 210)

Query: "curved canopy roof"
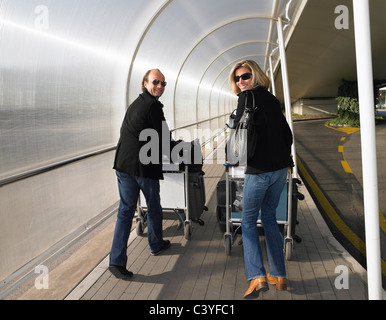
(126, 0, 307, 129)
(274, 0, 386, 102)
(0, 0, 307, 180)
(1, 0, 385, 179)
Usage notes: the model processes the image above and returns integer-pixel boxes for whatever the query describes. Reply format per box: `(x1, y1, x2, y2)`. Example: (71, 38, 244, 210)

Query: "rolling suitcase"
(174, 138, 207, 225)
(216, 179, 235, 232)
(188, 170, 207, 225)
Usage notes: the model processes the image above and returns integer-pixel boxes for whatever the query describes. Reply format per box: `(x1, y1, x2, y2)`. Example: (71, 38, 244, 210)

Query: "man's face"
(144, 70, 166, 99)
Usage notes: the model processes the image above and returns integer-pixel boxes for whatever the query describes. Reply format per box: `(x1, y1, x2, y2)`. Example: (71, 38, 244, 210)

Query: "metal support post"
(277, 17, 298, 178)
(269, 56, 276, 96)
(352, 0, 382, 300)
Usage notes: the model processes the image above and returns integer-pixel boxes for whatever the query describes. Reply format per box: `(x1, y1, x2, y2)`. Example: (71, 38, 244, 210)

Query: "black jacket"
(113, 90, 174, 180)
(234, 87, 294, 174)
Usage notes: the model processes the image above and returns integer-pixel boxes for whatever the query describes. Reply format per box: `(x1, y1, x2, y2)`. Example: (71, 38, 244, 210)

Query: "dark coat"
(233, 87, 294, 174)
(113, 90, 173, 180)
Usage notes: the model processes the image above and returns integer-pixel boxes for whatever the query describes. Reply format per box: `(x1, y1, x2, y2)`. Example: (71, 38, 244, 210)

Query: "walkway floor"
(12, 162, 377, 301)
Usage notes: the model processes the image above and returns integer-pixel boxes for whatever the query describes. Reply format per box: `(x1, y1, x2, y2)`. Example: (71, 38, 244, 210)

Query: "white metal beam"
(277, 17, 298, 178)
(269, 56, 276, 96)
(352, 0, 382, 300)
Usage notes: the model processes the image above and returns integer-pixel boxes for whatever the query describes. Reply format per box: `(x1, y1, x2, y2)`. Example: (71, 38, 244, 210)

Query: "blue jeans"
(241, 168, 287, 281)
(109, 171, 164, 266)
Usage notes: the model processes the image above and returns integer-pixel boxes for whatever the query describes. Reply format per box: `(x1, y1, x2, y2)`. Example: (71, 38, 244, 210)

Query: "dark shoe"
(267, 273, 287, 291)
(109, 265, 133, 280)
(243, 277, 269, 298)
(151, 240, 171, 256)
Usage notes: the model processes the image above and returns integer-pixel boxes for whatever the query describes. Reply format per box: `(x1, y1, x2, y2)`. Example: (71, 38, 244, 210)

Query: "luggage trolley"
(136, 163, 193, 240)
(223, 163, 302, 259)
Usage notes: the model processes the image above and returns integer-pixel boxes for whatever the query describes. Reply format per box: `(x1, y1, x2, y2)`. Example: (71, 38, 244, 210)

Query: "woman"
(228, 60, 294, 298)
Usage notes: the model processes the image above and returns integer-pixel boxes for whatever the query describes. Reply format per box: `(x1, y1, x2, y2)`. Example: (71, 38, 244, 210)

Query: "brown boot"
(267, 273, 287, 291)
(243, 277, 269, 298)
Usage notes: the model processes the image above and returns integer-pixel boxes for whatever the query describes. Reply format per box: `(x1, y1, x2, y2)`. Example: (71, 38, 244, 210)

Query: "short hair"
(141, 68, 163, 92)
(229, 60, 271, 95)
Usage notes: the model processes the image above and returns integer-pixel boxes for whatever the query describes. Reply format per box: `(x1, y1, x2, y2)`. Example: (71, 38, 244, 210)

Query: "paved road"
(293, 119, 386, 289)
(343, 122, 386, 219)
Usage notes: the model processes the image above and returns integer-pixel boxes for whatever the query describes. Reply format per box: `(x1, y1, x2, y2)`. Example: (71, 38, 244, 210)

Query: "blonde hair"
(229, 60, 270, 95)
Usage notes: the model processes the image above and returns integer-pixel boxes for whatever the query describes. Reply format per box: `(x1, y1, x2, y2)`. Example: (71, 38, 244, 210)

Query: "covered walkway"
(1, 0, 386, 301)
(9, 153, 370, 301)
(70, 164, 369, 301)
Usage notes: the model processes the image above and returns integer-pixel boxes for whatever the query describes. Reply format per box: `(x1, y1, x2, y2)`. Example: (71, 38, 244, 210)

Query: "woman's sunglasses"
(234, 73, 252, 83)
(152, 79, 167, 87)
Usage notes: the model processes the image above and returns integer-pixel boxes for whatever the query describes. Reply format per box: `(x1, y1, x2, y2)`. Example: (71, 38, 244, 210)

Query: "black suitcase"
(188, 170, 207, 225)
(174, 139, 207, 225)
(216, 179, 236, 232)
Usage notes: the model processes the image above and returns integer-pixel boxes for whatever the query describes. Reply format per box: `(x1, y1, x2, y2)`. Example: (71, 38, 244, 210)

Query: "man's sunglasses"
(234, 72, 252, 83)
(152, 79, 167, 87)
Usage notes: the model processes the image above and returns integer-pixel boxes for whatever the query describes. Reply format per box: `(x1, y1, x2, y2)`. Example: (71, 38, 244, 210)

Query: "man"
(109, 69, 174, 280)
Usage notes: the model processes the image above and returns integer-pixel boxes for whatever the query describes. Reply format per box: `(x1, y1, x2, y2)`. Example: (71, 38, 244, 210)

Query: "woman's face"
(234, 67, 253, 92)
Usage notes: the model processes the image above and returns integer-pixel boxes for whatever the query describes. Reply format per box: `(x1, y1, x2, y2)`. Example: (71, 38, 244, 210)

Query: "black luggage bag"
(175, 139, 207, 225)
(188, 171, 207, 225)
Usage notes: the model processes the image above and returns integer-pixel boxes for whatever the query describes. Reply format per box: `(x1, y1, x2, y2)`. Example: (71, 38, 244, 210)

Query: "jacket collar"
(141, 89, 164, 107)
(237, 86, 266, 97)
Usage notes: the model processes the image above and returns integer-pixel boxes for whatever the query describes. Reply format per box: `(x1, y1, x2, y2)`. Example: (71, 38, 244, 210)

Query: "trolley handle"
(223, 162, 239, 171)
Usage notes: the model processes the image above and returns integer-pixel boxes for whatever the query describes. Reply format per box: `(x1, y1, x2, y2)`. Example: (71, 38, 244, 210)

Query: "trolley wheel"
(184, 221, 192, 240)
(192, 218, 205, 226)
(224, 233, 232, 256)
(285, 239, 293, 260)
(136, 220, 144, 236)
(216, 206, 226, 233)
(293, 234, 302, 243)
(197, 219, 205, 226)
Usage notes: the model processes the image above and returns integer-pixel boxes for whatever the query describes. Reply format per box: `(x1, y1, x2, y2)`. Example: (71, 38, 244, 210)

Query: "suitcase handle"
(223, 162, 238, 168)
